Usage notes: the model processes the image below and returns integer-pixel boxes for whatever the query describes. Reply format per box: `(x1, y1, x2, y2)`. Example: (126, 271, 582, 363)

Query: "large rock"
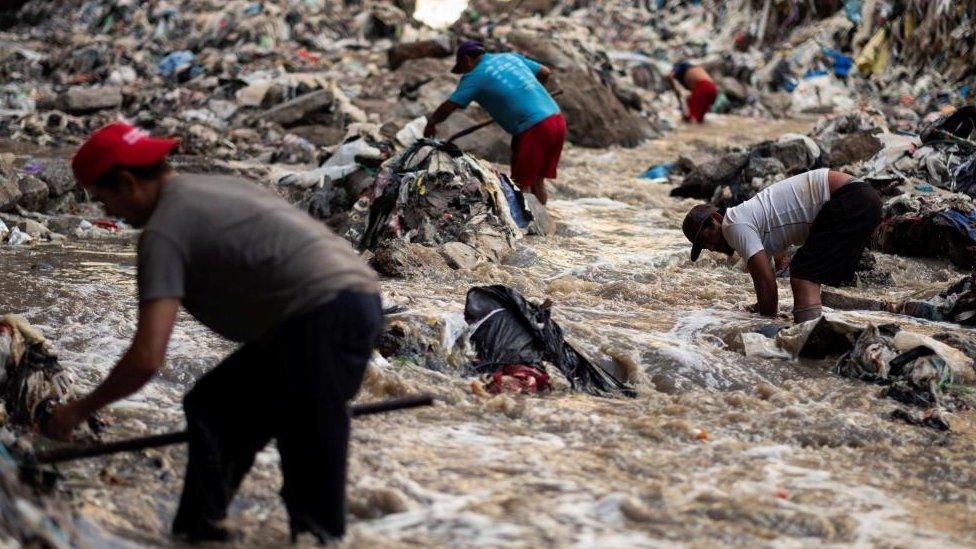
(16, 174, 48, 211)
(672, 151, 749, 199)
(764, 139, 817, 174)
(826, 132, 884, 168)
(256, 89, 335, 127)
(439, 241, 481, 270)
(439, 111, 511, 163)
(63, 85, 122, 113)
(0, 177, 23, 212)
(551, 69, 653, 148)
(524, 194, 556, 236)
(34, 158, 75, 196)
(388, 38, 452, 70)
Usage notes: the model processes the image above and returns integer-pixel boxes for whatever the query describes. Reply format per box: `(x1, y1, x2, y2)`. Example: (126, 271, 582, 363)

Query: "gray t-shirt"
(722, 168, 830, 261)
(138, 175, 379, 342)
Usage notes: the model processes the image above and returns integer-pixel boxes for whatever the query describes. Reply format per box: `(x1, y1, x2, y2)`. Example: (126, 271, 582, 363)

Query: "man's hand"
(424, 122, 437, 138)
(43, 400, 87, 441)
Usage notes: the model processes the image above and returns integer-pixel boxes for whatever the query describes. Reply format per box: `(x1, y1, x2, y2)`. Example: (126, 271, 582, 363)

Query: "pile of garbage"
(379, 285, 636, 397)
(823, 274, 976, 327)
(354, 140, 534, 276)
(739, 314, 976, 431)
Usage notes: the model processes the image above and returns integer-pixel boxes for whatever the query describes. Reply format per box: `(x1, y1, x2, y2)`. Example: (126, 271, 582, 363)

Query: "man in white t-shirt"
(682, 168, 882, 323)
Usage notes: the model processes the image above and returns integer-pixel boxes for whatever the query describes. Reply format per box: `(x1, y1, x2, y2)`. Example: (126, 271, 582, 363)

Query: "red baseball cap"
(72, 122, 180, 188)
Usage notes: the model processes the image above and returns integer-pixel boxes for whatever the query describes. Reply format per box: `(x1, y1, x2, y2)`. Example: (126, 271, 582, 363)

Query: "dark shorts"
(790, 181, 883, 286)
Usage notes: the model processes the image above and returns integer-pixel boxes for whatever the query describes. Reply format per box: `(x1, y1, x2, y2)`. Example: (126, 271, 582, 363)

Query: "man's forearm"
(428, 101, 457, 125)
(75, 347, 160, 417)
(755, 281, 779, 316)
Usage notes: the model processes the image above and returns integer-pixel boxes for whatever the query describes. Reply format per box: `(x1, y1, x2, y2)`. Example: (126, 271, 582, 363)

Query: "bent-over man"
(425, 40, 566, 204)
(682, 168, 882, 323)
(45, 122, 382, 543)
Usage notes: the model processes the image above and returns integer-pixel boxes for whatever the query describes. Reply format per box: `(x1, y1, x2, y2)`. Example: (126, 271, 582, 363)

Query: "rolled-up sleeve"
(137, 231, 186, 302)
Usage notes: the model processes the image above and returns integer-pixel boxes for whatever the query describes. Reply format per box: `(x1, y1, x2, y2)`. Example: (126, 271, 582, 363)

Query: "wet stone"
(16, 174, 48, 212)
(524, 194, 556, 236)
(439, 241, 481, 270)
(62, 85, 122, 113)
(0, 177, 22, 212)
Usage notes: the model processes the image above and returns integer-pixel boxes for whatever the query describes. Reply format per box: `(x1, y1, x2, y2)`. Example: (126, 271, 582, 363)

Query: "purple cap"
(452, 40, 485, 74)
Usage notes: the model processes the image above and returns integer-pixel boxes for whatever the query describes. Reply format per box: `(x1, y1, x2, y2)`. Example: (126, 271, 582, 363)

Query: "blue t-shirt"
(448, 53, 560, 135)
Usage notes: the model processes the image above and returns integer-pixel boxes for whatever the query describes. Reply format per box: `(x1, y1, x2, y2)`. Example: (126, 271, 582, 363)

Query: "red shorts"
(510, 113, 567, 189)
(686, 80, 718, 123)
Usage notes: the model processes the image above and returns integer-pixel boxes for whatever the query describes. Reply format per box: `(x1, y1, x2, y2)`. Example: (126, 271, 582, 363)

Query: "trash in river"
(0, 315, 82, 428)
(900, 274, 976, 326)
(358, 140, 528, 276)
(640, 162, 673, 183)
(484, 365, 552, 395)
(464, 285, 636, 398)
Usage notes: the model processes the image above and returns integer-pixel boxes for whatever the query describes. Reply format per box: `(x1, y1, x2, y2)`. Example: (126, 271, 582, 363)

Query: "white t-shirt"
(722, 168, 830, 261)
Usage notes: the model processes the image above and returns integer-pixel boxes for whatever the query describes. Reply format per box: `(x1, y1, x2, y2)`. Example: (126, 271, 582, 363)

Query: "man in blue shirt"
(424, 40, 567, 204)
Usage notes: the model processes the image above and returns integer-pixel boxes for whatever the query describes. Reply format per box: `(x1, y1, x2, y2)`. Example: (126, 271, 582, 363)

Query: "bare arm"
(747, 251, 779, 317)
(44, 298, 180, 439)
(668, 74, 687, 117)
(536, 65, 552, 85)
(424, 100, 462, 137)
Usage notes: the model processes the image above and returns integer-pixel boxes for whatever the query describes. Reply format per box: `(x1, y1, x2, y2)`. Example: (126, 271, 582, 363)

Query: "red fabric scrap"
(486, 365, 552, 395)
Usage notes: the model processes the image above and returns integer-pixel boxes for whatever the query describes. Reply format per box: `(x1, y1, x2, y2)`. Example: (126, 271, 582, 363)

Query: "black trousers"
(172, 290, 383, 541)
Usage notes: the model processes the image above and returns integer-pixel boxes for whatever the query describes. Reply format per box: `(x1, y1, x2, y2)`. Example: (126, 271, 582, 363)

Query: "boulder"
(34, 159, 75, 197)
(388, 38, 452, 70)
(765, 139, 817, 174)
(256, 89, 334, 127)
(672, 151, 749, 199)
(62, 85, 122, 113)
(524, 194, 556, 236)
(15, 217, 51, 238)
(551, 69, 654, 148)
(439, 111, 511, 163)
(0, 177, 23, 212)
(46, 216, 88, 235)
(16, 174, 48, 211)
(826, 132, 884, 168)
(439, 241, 481, 270)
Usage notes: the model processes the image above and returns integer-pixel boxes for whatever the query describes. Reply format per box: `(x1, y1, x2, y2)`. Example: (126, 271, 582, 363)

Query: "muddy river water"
(2, 114, 975, 546)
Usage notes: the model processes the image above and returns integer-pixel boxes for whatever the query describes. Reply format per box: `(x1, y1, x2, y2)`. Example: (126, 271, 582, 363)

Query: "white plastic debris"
(6, 227, 32, 246)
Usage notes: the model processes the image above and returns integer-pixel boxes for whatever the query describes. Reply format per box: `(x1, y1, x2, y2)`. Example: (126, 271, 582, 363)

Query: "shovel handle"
(34, 394, 435, 464)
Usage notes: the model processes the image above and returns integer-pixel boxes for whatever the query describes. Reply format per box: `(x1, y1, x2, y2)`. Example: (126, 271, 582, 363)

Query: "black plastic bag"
(464, 285, 636, 398)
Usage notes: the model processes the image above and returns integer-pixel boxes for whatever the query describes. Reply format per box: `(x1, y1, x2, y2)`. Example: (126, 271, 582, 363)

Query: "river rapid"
(2, 114, 975, 547)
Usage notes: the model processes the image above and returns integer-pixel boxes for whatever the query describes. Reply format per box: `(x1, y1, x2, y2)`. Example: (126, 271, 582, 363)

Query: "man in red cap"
(46, 122, 382, 543)
(682, 169, 881, 323)
(424, 39, 566, 204)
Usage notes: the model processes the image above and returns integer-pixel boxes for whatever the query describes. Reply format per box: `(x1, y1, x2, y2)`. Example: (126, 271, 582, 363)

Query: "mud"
(2, 114, 975, 546)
